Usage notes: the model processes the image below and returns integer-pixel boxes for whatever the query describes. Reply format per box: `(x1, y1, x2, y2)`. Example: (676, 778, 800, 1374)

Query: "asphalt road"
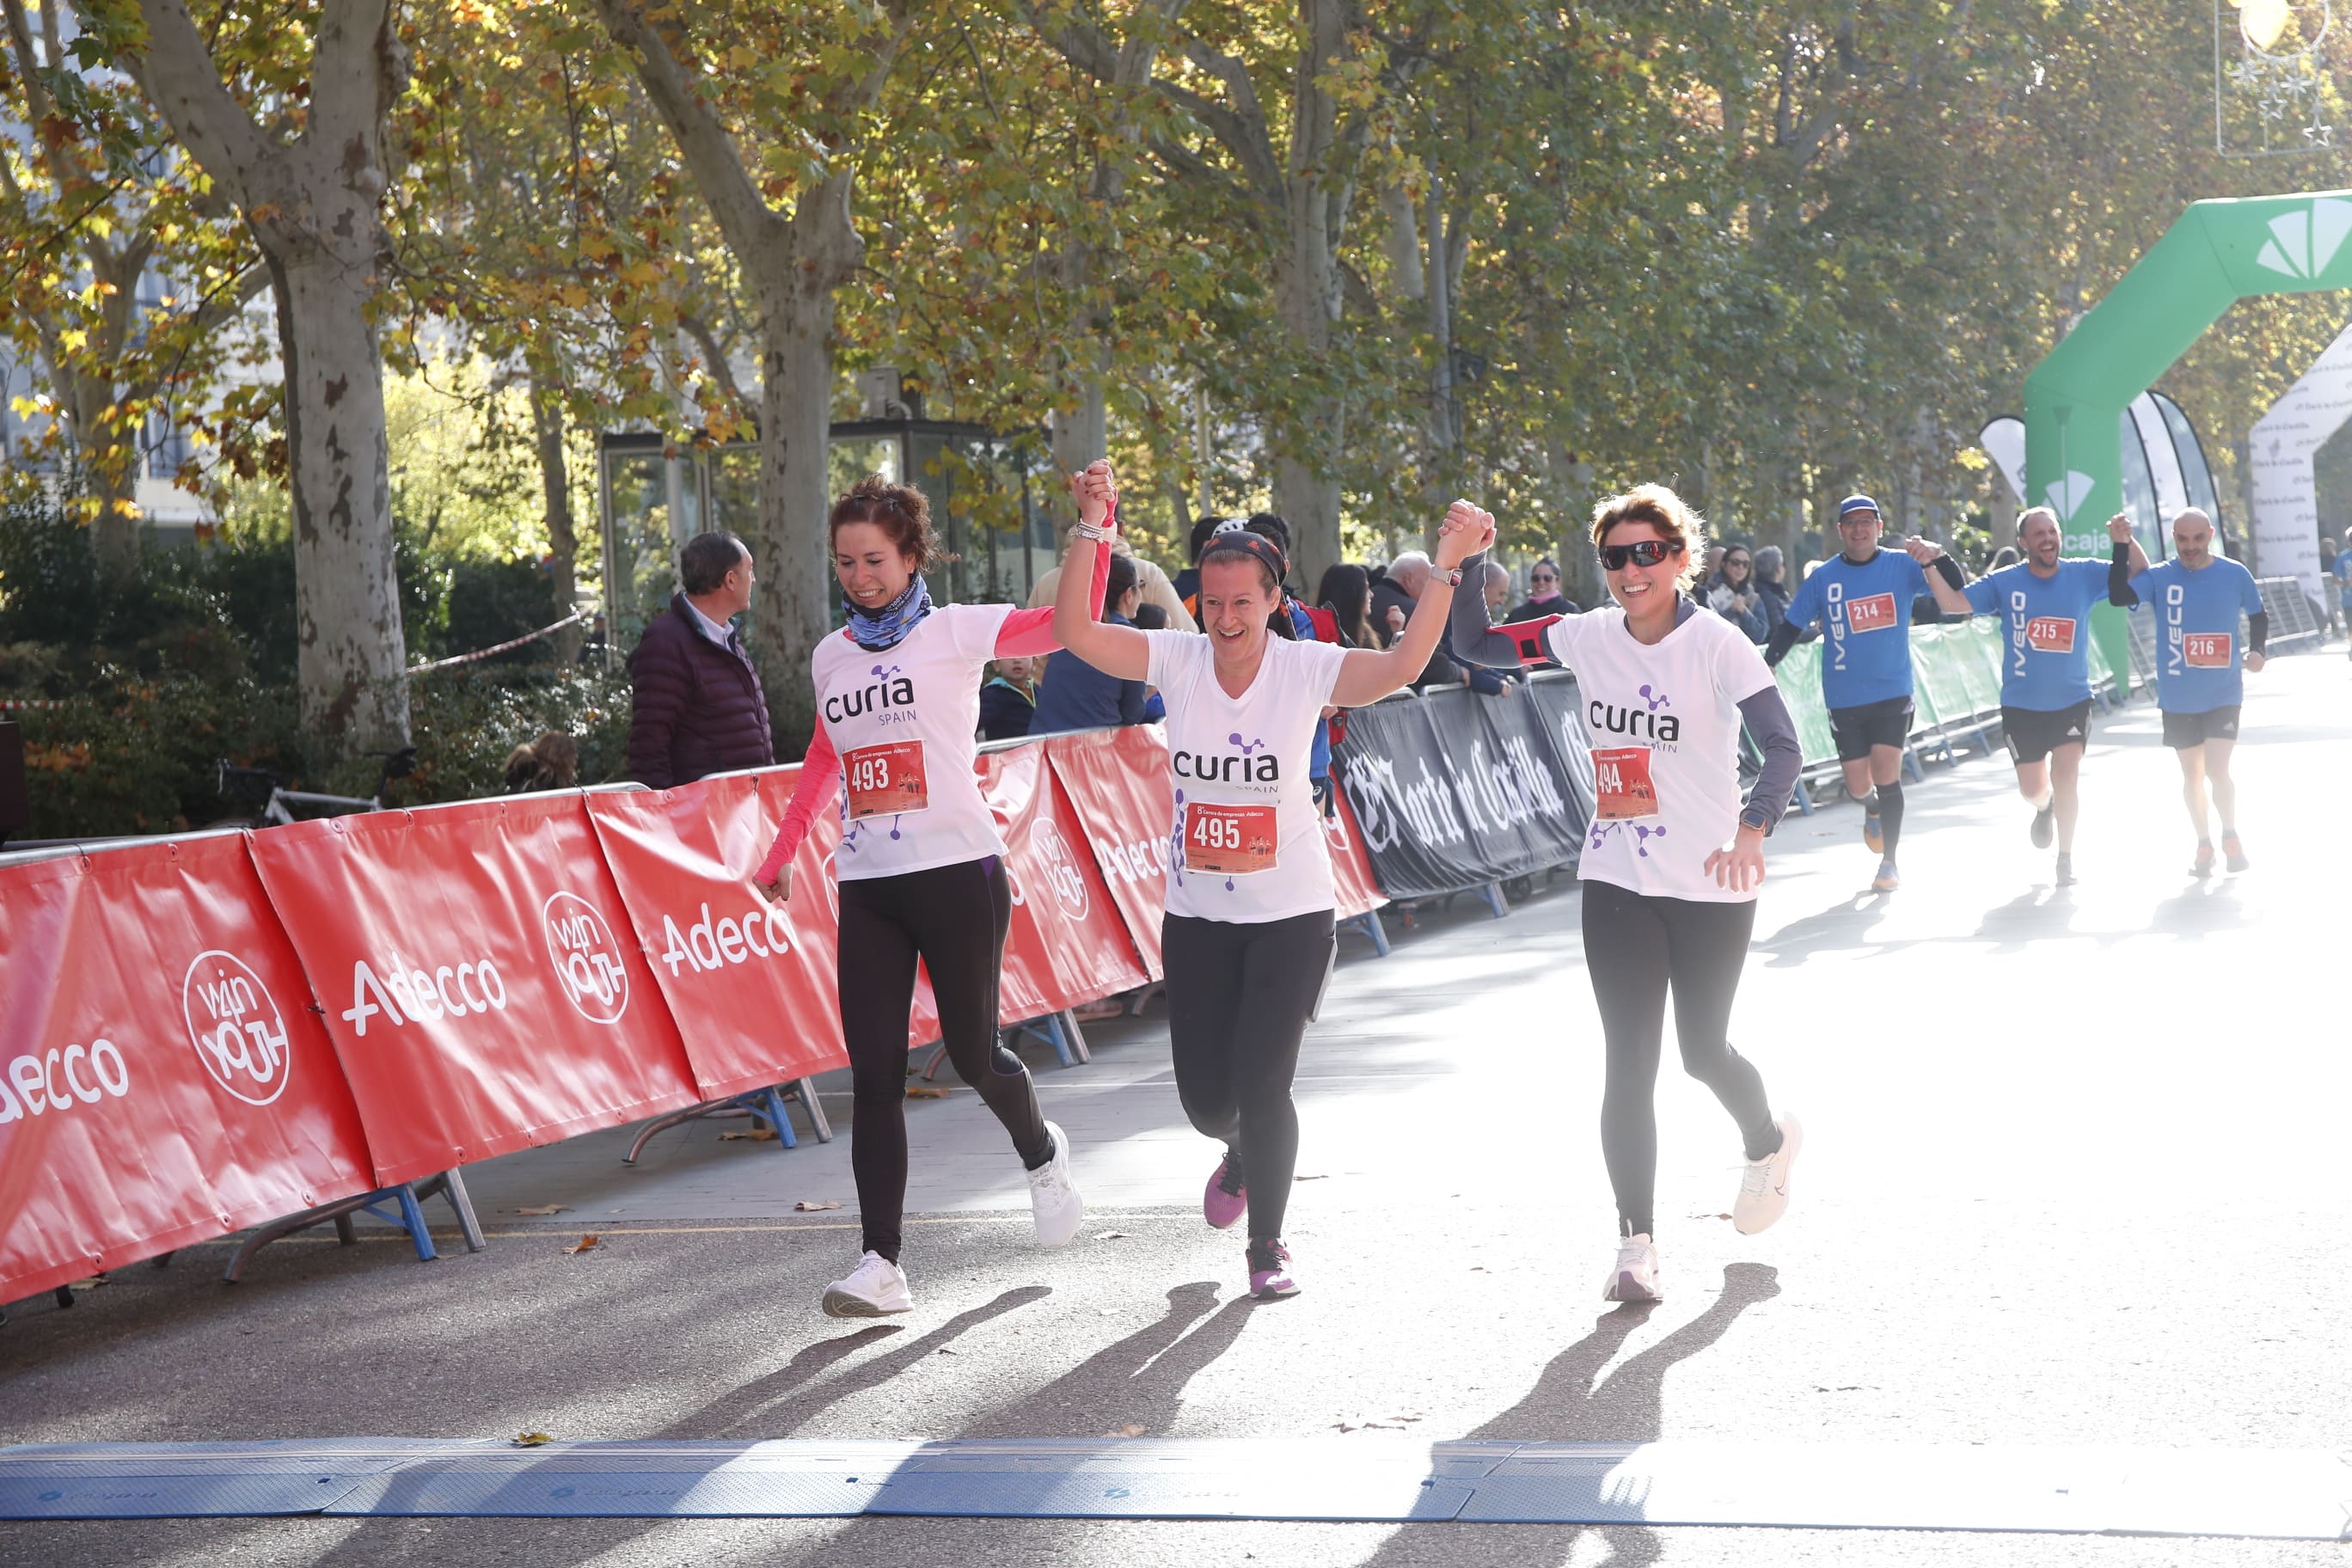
(3, 651, 2348, 1567)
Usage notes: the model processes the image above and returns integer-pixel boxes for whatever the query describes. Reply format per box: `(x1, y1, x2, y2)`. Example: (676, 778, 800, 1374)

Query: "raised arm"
(997, 493, 1114, 655)
(1331, 502, 1496, 707)
(1445, 547, 1560, 671)
(1907, 536, 1975, 617)
(2105, 515, 2149, 605)
(1050, 461, 1151, 681)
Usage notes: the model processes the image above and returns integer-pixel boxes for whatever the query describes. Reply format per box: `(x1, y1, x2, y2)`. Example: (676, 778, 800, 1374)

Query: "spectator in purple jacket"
(626, 531, 775, 788)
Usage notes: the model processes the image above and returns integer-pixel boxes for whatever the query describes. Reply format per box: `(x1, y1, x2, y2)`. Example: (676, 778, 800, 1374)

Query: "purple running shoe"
(1204, 1152, 1247, 1230)
(1246, 1239, 1298, 1300)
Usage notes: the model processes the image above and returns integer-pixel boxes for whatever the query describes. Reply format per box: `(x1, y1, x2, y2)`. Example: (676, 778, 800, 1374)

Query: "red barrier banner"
(744, 765, 944, 1050)
(1040, 727, 1174, 980)
(585, 772, 854, 1099)
(246, 795, 701, 1186)
(981, 744, 1150, 1015)
(1328, 786, 1388, 921)
(0, 836, 375, 1302)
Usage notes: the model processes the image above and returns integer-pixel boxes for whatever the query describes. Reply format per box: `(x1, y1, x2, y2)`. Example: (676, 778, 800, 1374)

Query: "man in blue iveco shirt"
(2112, 508, 2267, 879)
(1924, 505, 2143, 887)
(1767, 493, 1969, 893)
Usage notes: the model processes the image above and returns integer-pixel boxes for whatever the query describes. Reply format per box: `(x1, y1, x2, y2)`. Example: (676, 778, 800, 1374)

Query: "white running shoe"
(1603, 1233, 1662, 1303)
(1026, 1121, 1084, 1246)
(821, 1251, 913, 1318)
(1733, 1114, 1804, 1235)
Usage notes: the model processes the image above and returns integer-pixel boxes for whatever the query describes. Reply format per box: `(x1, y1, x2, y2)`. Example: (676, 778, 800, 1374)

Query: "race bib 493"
(843, 741, 930, 819)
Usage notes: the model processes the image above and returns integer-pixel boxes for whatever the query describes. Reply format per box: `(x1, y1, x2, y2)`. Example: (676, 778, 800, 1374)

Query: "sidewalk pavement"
(3, 653, 2348, 1567)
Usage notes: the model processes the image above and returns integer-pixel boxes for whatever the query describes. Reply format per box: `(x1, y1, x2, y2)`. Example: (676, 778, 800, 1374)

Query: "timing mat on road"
(2, 1437, 2346, 1538)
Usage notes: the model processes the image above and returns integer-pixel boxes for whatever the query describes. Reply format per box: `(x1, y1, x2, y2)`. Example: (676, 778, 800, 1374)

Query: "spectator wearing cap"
(626, 530, 775, 788)
(1508, 557, 1578, 620)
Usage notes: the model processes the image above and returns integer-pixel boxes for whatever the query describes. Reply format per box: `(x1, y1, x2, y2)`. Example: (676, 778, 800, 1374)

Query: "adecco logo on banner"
(542, 891, 630, 1025)
(1010, 817, 1090, 922)
(0, 1037, 130, 1122)
(181, 951, 291, 1106)
(2255, 198, 2352, 280)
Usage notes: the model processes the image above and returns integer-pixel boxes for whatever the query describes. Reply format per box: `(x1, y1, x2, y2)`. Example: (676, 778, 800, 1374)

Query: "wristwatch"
(1438, 567, 1463, 587)
(1739, 804, 1775, 835)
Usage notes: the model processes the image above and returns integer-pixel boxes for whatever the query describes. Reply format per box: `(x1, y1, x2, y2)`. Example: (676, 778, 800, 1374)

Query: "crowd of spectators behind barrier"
(618, 511, 2313, 790)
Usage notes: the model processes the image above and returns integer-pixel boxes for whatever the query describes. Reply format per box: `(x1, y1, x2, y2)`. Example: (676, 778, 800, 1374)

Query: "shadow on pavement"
(1351, 1260, 1782, 1568)
(1755, 894, 1890, 967)
(959, 1279, 1253, 1439)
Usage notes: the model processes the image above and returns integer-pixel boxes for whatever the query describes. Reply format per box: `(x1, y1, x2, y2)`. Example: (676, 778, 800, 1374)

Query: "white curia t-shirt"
(1543, 603, 1776, 903)
(1145, 630, 1350, 923)
(810, 603, 1013, 881)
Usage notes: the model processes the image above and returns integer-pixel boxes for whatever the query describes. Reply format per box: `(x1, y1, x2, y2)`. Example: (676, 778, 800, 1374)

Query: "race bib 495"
(1184, 802, 1278, 875)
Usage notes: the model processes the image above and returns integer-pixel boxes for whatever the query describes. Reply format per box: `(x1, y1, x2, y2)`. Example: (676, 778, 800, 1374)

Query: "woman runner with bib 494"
(750, 466, 1119, 1320)
(1052, 495, 1497, 1300)
(1448, 484, 1804, 1303)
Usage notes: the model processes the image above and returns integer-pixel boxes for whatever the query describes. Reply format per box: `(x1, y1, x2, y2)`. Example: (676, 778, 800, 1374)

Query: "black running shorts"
(2160, 705, 2241, 750)
(1828, 695, 1915, 763)
(2002, 701, 2092, 765)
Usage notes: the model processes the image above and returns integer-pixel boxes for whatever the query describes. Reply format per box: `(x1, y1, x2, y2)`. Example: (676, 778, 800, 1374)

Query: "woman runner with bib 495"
(1448, 484, 1804, 1303)
(1052, 497, 1497, 1299)
(750, 466, 1119, 1320)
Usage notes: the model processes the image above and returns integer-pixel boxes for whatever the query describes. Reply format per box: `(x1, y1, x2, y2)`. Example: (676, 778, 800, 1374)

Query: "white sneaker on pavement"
(1733, 1114, 1804, 1235)
(821, 1251, 913, 1318)
(1026, 1120, 1084, 1246)
(1603, 1233, 1662, 1303)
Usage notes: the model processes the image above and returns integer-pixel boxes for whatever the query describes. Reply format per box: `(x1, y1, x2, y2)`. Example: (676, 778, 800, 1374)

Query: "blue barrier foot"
(1344, 910, 1392, 957)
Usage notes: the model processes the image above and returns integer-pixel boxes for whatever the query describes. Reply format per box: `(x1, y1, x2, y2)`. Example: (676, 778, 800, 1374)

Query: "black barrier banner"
(1333, 676, 1595, 900)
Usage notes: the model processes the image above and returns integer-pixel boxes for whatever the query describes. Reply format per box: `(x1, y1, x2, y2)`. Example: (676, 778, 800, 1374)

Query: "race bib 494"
(1591, 746, 1658, 821)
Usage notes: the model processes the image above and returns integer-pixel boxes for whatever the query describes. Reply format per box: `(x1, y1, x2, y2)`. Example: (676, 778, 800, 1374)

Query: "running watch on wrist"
(1439, 567, 1463, 587)
(1739, 804, 1774, 836)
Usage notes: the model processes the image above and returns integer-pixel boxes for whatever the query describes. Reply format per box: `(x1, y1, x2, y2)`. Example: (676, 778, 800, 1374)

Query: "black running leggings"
(836, 855, 1050, 1263)
(1581, 878, 1780, 1240)
(1162, 909, 1336, 1243)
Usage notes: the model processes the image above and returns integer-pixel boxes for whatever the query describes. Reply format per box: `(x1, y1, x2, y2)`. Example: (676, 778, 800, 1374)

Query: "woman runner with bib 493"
(750, 466, 1119, 1320)
(1447, 484, 1804, 1303)
(1052, 498, 1497, 1299)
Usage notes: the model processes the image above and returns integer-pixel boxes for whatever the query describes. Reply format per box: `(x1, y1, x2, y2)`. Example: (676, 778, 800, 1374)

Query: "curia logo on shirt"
(1586, 690, 1680, 745)
(824, 663, 916, 725)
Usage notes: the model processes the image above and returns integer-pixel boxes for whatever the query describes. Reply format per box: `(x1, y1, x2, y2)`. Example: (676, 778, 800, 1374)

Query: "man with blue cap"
(1766, 493, 1966, 891)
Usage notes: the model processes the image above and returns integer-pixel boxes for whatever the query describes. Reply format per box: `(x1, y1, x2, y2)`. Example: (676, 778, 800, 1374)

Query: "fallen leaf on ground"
(1293, 1173, 1329, 1181)
(513, 1204, 566, 1216)
(1099, 1424, 1146, 1438)
(512, 1432, 554, 1447)
(564, 1234, 601, 1255)
(719, 1128, 781, 1142)
(793, 1200, 842, 1212)
(67, 1277, 105, 1293)
(904, 1087, 948, 1099)
(1093, 1230, 1130, 1240)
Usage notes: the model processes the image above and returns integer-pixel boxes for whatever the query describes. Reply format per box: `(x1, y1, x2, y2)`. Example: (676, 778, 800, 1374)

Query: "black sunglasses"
(1599, 541, 1677, 571)
(1531, 571, 1558, 582)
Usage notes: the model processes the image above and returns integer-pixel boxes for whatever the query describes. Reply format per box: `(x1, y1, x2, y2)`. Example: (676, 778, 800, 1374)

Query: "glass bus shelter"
(597, 419, 1060, 653)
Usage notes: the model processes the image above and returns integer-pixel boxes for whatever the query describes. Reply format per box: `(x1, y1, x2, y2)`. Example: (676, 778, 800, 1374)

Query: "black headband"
(1199, 529, 1289, 584)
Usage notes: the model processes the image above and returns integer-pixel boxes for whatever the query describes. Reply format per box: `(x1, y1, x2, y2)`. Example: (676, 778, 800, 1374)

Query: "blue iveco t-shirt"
(2128, 556, 2264, 714)
(1781, 549, 1931, 708)
(1961, 558, 2111, 711)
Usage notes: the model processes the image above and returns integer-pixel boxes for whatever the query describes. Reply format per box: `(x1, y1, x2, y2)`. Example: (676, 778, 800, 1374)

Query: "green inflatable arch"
(2025, 187, 2352, 676)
